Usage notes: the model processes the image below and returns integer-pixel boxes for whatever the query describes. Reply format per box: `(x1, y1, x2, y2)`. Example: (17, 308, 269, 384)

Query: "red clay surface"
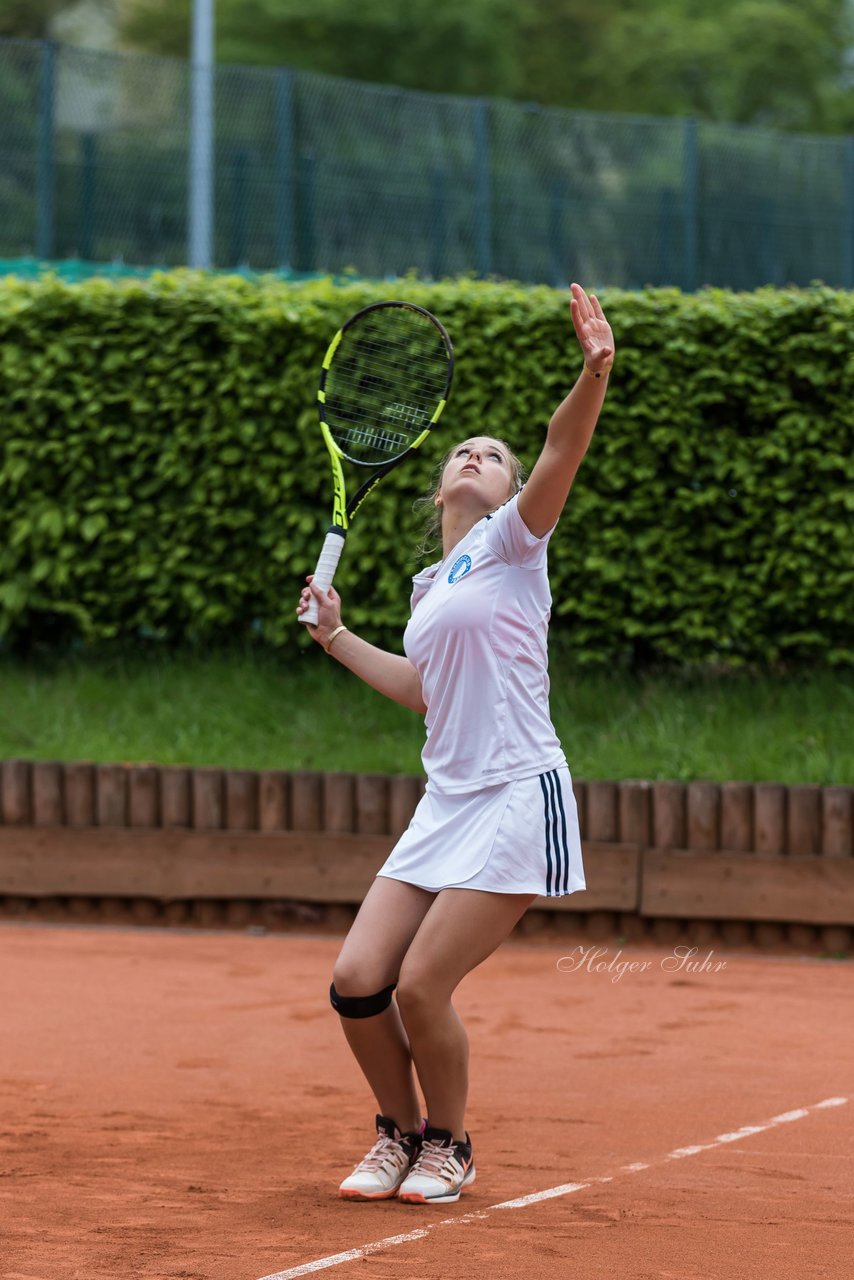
(1, 923, 852, 1280)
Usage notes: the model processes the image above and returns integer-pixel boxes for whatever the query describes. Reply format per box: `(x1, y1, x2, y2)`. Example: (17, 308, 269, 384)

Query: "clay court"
(2, 921, 851, 1280)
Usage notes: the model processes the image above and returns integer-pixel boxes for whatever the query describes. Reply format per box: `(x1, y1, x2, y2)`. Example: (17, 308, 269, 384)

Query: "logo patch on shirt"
(448, 554, 472, 584)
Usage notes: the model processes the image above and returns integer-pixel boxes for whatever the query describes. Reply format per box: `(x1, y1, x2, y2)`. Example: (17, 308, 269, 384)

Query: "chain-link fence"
(1, 37, 853, 289)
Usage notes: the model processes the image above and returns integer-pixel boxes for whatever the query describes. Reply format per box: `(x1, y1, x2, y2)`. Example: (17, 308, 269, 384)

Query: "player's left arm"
(517, 283, 615, 539)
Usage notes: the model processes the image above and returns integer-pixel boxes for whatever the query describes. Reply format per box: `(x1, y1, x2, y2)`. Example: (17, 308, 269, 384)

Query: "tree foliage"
(121, 0, 526, 97)
(570, 0, 854, 131)
(0, 0, 69, 39)
(116, 0, 854, 131)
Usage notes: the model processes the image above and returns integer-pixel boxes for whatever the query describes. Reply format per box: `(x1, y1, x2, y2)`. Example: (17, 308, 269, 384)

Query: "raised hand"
(570, 283, 614, 376)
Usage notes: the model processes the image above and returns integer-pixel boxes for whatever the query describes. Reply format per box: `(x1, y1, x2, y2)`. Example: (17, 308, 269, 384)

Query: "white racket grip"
(301, 528, 346, 626)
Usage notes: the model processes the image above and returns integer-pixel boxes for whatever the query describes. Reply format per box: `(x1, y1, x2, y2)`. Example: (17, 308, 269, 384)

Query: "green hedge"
(0, 271, 851, 669)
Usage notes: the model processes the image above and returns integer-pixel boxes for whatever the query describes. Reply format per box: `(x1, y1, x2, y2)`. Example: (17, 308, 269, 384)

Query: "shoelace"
(352, 1133, 408, 1175)
(410, 1137, 466, 1182)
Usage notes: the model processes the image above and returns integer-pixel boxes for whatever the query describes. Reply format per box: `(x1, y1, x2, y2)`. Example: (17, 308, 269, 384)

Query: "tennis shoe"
(397, 1124, 475, 1204)
(338, 1114, 426, 1200)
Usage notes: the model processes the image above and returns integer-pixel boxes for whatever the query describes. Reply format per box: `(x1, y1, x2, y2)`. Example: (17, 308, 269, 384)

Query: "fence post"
(79, 132, 97, 261)
(188, 0, 215, 267)
(759, 194, 778, 285)
(656, 187, 677, 286)
(429, 164, 448, 280)
(843, 136, 854, 289)
(473, 99, 492, 278)
(296, 151, 316, 272)
(549, 177, 567, 288)
(229, 146, 249, 267)
(36, 40, 57, 261)
(274, 67, 295, 271)
(682, 116, 699, 292)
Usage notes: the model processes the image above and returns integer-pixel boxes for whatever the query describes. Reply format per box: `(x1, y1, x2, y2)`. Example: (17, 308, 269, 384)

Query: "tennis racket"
(300, 300, 454, 627)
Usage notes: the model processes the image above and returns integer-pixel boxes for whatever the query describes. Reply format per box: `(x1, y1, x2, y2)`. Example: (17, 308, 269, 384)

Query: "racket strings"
(328, 394, 434, 430)
(331, 364, 443, 399)
(332, 338, 449, 389)
(324, 310, 451, 465)
(328, 408, 434, 461)
(332, 421, 411, 453)
(331, 423, 424, 461)
(331, 366, 438, 404)
(336, 335, 451, 372)
(327, 386, 435, 422)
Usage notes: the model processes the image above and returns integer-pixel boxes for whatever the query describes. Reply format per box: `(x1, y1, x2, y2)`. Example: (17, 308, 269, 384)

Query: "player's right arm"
(297, 578, 427, 715)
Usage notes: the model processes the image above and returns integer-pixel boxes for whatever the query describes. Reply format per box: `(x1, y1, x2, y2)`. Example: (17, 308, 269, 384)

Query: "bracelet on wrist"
(324, 624, 348, 654)
(583, 361, 612, 380)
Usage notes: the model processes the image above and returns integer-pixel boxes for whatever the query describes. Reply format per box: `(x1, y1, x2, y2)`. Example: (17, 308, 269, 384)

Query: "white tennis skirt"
(376, 765, 585, 898)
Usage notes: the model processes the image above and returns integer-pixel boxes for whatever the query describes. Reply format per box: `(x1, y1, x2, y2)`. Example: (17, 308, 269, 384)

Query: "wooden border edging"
(0, 829, 639, 914)
(641, 849, 854, 925)
(0, 828, 388, 903)
(0, 761, 851, 927)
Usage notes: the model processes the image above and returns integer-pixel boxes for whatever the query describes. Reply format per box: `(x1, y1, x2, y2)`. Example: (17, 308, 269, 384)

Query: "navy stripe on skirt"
(539, 769, 570, 897)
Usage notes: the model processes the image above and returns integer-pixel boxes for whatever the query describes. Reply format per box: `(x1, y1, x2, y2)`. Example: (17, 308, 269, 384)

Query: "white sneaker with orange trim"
(397, 1124, 475, 1204)
(338, 1114, 426, 1201)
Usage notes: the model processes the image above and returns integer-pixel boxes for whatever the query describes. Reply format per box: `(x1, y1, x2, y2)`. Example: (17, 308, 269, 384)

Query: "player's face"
(438, 437, 515, 511)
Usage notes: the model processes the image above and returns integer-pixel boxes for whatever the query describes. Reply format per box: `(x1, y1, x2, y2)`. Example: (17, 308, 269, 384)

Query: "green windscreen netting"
(1, 38, 852, 289)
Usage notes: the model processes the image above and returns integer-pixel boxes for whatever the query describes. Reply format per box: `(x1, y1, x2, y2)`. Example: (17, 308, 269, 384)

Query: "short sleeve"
(410, 561, 440, 613)
(482, 490, 556, 568)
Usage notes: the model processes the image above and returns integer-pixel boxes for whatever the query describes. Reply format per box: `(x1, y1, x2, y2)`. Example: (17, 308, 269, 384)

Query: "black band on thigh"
(329, 981, 397, 1019)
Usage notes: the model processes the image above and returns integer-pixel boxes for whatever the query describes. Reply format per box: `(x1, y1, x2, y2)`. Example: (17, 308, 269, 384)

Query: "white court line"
(257, 1096, 848, 1280)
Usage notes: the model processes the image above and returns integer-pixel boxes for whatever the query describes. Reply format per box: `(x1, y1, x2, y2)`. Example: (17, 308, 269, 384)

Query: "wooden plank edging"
(641, 849, 854, 925)
(1, 761, 851, 854)
(0, 829, 638, 913)
(0, 761, 852, 926)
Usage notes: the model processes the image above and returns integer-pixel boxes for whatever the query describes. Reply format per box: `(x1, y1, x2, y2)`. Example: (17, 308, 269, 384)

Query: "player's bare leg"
(332, 876, 436, 1132)
(395, 888, 537, 1141)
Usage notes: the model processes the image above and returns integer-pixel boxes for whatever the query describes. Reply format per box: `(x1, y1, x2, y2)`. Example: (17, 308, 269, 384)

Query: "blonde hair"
(413, 437, 527, 561)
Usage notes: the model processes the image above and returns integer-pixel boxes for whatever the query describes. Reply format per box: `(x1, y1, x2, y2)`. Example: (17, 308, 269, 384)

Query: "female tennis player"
(297, 283, 614, 1205)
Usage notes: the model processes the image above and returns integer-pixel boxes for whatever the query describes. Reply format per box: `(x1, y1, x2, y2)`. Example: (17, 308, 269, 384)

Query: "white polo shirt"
(403, 491, 567, 794)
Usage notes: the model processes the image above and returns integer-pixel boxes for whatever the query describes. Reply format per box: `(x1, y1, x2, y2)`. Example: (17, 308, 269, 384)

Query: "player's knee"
(332, 955, 389, 994)
(394, 970, 435, 1019)
(329, 979, 397, 1019)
